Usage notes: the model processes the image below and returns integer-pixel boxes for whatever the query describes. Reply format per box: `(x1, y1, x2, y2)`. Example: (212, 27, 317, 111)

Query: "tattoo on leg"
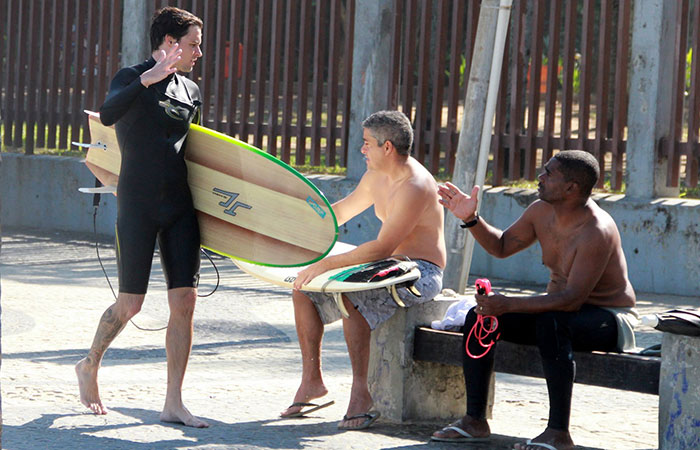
(90, 305, 128, 358)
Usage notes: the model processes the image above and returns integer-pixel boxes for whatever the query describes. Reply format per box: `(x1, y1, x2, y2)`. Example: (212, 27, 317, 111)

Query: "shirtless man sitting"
(433, 150, 636, 450)
(281, 110, 447, 430)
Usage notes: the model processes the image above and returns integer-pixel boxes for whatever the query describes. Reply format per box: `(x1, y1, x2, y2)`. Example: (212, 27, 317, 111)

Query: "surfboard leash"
(465, 278, 501, 359)
(90, 191, 220, 332)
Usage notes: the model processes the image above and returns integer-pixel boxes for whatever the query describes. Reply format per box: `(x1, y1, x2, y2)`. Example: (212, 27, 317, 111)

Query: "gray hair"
(361, 110, 414, 155)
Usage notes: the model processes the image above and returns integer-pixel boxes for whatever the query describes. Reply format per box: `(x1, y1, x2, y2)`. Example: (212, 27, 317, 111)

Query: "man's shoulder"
(178, 75, 202, 99)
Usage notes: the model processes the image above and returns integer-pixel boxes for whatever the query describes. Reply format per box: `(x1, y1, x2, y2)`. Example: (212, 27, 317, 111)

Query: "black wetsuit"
(100, 58, 202, 294)
(462, 305, 618, 430)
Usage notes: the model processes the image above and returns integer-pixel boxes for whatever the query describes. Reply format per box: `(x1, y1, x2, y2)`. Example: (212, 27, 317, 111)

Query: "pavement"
(1, 227, 697, 450)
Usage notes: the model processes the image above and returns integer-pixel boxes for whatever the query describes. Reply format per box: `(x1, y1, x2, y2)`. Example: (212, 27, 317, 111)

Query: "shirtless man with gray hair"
(281, 110, 447, 430)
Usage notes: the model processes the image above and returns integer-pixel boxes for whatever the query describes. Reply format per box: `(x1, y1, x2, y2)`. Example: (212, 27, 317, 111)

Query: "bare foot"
(513, 427, 574, 450)
(75, 358, 107, 415)
(160, 403, 210, 428)
(280, 382, 329, 417)
(432, 415, 491, 440)
(337, 390, 374, 429)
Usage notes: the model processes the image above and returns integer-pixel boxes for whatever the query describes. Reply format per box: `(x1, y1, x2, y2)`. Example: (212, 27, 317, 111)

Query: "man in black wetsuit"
(75, 7, 209, 428)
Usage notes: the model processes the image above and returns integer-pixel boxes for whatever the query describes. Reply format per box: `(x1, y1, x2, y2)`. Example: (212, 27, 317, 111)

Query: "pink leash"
(465, 278, 501, 359)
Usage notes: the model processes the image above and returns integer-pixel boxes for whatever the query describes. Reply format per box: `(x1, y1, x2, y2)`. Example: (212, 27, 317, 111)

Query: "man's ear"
(384, 140, 394, 155)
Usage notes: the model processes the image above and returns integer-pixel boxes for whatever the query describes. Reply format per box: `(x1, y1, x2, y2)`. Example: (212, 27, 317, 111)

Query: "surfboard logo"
(306, 196, 327, 218)
(212, 188, 252, 216)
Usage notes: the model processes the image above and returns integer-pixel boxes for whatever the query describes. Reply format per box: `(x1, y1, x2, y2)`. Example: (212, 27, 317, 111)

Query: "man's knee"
(168, 288, 197, 317)
(117, 293, 145, 318)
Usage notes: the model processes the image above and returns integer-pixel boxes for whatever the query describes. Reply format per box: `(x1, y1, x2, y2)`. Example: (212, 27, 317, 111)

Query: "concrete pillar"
(346, 0, 395, 181)
(626, 0, 678, 199)
(443, 0, 503, 290)
(0, 153, 3, 446)
(121, 0, 154, 68)
(659, 333, 700, 449)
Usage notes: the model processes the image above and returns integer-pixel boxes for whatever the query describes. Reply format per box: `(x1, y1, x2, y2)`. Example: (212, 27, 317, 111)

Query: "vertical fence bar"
(69, 1, 87, 146)
(688, 0, 700, 187)
(578, 0, 595, 154)
(610, 0, 631, 189)
(445, 0, 465, 175)
(253, 0, 270, 149)
(295, 0, 313, 163)
(13, 0, 29, 149)
(340, 0, 355, 165)
(211, 0, 229, 128)
(24, 0, 41, 153)
(0, 0, 8, 147)
(524, 0, 544, 179)
(34, 0, 49, 148)
(226, 0, 243, 135)
(507, 0, 525, 180)
(388, 0, 402, 109)
(594, 0, 612, 185)
(542, 0, 561, 167)
(325, 0, 341, 165)
(400, 0, 417, 122)
(57, 0, 74, 151)
(46, 0, 64, 149)
(666, 0, 689, 187)
(267, 0, 285, 158)
(310, 0, 327, 165)
(414, 0, 432, 164)
(429, 0, 449, 173)
(82, 1, 100, 143)
(237, 0, 255, 140)
(559, 0, 577, 154)
(281, 0, 298, 162)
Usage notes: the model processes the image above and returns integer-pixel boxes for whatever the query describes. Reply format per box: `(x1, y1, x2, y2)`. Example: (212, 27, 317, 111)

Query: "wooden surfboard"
(82, 110, 338, 267)
(233, 242, 422, 317)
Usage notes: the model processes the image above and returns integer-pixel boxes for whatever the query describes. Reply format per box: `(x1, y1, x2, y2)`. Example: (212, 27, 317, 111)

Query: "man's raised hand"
(438, 182, 479, 222)
(140, 43, 182, 88)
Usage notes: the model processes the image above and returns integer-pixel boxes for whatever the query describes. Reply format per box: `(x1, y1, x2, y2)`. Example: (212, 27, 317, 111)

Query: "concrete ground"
(1, 228, 697, 449)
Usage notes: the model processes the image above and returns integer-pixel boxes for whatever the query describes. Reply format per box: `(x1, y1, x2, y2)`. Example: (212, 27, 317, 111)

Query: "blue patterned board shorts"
(303, 259, 443, 330)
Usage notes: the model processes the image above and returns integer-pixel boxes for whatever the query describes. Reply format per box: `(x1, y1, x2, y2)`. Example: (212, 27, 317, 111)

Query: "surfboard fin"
(332, 292, 350, 318)
(389, 285, 406, 308)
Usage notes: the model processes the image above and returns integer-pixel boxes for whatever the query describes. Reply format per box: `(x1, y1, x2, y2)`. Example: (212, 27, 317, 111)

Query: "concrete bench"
(413, 326, 661, 395)
(366, 298, 662, 423)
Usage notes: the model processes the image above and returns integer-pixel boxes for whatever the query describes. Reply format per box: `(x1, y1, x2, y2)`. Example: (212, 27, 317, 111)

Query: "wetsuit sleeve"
(99, 68, 147, 126)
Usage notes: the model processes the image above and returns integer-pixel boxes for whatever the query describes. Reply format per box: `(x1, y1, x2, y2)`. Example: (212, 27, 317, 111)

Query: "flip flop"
(519, 439, 559, 450)
(337, 410, 380, 430)
(430, 424, 490, 443)
(280, 400, 335, 418)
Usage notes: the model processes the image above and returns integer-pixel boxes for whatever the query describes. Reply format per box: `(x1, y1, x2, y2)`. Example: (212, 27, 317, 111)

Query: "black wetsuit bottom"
(116, 206, 200, 295)
(462, 304, 618, 430)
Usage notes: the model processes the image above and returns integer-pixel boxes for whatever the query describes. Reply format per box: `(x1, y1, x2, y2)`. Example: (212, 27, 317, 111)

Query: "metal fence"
(1, 0, 698, 188)
(663, 0, 700, 188)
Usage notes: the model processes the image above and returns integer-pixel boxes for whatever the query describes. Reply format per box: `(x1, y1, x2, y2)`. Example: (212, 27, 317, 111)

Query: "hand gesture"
(140, 44, 182, 88)
(438, 182, 479, 222)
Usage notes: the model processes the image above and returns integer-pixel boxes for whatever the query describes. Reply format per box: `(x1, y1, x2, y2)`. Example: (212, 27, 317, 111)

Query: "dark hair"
(361, 110, 414, 155)
(150, 7, 203, 52)
(553, 150, 600, 197)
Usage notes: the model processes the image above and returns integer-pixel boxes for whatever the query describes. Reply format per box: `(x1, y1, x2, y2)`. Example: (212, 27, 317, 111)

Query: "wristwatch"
(460, 212, 479, 228)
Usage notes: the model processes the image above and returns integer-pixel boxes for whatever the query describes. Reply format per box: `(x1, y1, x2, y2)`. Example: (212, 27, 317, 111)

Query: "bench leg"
(367, 299, 484, 423)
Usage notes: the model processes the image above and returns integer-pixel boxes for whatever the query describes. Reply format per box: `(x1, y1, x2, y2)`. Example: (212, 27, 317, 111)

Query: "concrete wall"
(2, 152, 699, 297)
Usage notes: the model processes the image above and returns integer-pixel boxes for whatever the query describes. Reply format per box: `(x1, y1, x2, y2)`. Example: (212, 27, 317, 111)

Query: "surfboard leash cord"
(91, 199, 220, 332)
(466, 278, 501, 359)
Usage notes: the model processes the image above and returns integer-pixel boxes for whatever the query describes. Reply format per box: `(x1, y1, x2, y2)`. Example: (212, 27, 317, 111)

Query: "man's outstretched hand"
(438, 182, 479, 222)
